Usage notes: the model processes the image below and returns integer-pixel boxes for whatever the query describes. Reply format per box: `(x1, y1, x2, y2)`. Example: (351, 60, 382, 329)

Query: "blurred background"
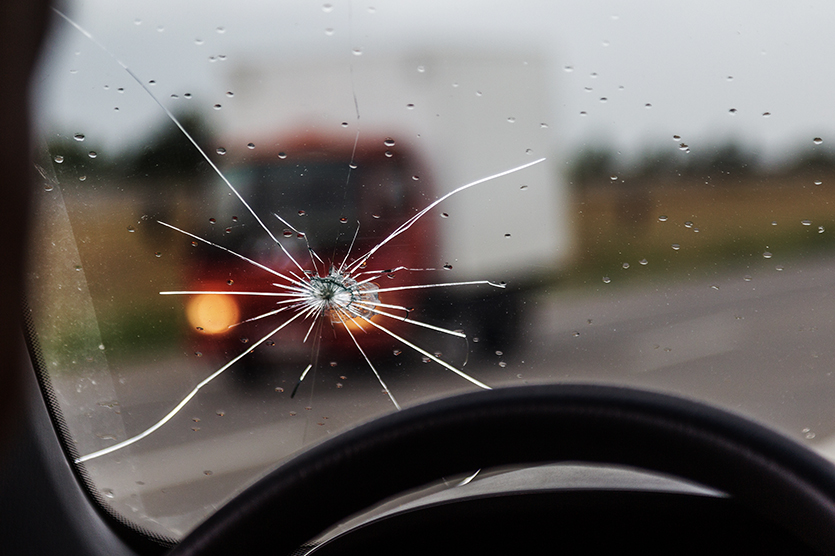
(26, 0, 835, 541)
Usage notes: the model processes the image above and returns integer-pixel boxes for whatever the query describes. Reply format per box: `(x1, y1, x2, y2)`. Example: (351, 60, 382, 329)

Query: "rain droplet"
(658, 215, 668, 222)
(520, 184, 529, 190)
(710, 284, 720, 290)
(325, 28, 334, 36)
(88, 151, 97, 159)
(194, 351, 202, 357)
(610, 175, 618, 181)
(814, 137, 823, 145)
(775, 265, 784, 271)
(563, 66, 574, 72)
(507, 117, 516, 123)
(729, 108, 737, 114)
(213, 104, 222, 110)
(73, 133, 85, 141)
(815, 180, 823, 186)
(322, 3, 333, 12)
(203, 470, 213, 476)
(802, 219, 812, 226)
(440, 212, 449, 218)
(622, 262, 630, 269)
(247, 142, 255, 149)
(226, 279, 234, 286)
(195, 38, 204, 45)
(226, 91, 234, 97)
(183, 92, 192, 99)
(504, 233, 511, 238)
(339, 217, 348, 224)
(819, 226, 826, 234)
(54, 155, 64, 163)
(406, 103, 415, 109)
(383, 137, 395, 147)
(645, 103, 652, 108)
(352, 47, 363, 56)
(443, 263, 453, 270)
(102, 489, 115, 499)
(154, 251, 162, 258)
(671, 244, 680, 250)
(684, 221, 694, 228)
(498, 361, 507, 368)
(216, 147, 226, 155)
(763, 251, 772, 258)
(278, 152, 287, 159)
(599, 97, 608, 103)
(209, 218, 216, 225)
(127, 226, 135, 233)
(384, 151, 393, 158)
(417, 65, 425, 73)
(762, 112, 771, 117)
(412, 175, 420, 181)
(639, 258, 648, 265)
(602, 276, 611, 284)
(743, 275, 753, 282)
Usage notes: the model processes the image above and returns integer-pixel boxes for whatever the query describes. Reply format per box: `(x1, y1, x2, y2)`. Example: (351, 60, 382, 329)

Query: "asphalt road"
(64, 253, 835, 537)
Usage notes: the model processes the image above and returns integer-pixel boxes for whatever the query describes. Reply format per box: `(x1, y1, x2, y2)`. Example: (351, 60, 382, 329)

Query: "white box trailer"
(217, 48, 572, 286)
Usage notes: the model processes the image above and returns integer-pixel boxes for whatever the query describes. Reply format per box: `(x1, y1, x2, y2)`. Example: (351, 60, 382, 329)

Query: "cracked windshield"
(26, 0, 835, 540)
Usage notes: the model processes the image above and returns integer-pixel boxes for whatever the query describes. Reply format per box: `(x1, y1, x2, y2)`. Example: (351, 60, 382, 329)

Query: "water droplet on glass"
(154, 251, 162, 258)
(213, 104, 222, 110)
(226, 279, 234, 286)
(383, 137, 395, 147)
(443, 263, 453, 270)
(743, 275, 753, 282)
(102, 489, 115, 499)
(639, 258, 648, 265)
(819, 226, 826, 234)
(679, 143, 689, 151)
(599, 97, 608, 103)
(563, 66, 574, 72)
(658, 215, 668, 222)
(507, 117, 516, 123)
(417, 65, 425, 73)
(78, 175, 86, 181)
(814, 180, 823, 186)
(322, 3, 333, 12)
(339, 217, 348, 224)
(412, 175, 420, 181)
(440, 212, 449, 218)
(127, 226, 135, 233)
(498, 361, 507, 368)
(763, 251, 772, 258)
(148, 80, 156, 86)
(729, 108, 737, 114)
(671, 244, 680, 251)
(352, 47, 363, 56)
(520, 184, 529, 190)
(384, 151, 393, 158)
(572, 331, 580, 337)
(406, 103, 415, 110)
(602, 276, 611, 284)
(278, 152, 287, 159)
(504, 233, 511, 238)
(325, 28, 335, 35)
(283, 229, 293, 237)
(622, 262, 630, 269)
(194, 351, 202, 357)
(54, 155, 64, 163)
(73, 133, 85, 142)
(117, 87, 124, 93)
(776, 265, 784, 271)
(610, 175, 618, 181)
(579, 111, 587, 116)
(645, 103, 652, 108)
(247, 142, 255, 149)
(710, 284, 720, 290)
(814, 137, 823, 145)
(209, 218, 216, 224)
(802, 219, 812, 226)
(87, 151, 97, 159)
(191, 241, 197, 247)
(216, 147, 226, 155)
(684, 221, 694, 228)
(763, 112, 771, 117)
(226, 91, 234, 98)
(195, 38, 204, 45)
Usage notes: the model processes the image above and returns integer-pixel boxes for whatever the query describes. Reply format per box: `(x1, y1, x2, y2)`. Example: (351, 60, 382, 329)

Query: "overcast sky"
(36, 0, 835, 167)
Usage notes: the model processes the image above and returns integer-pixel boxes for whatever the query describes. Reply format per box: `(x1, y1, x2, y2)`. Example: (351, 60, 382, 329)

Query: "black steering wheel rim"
(171, 384, 835, 555)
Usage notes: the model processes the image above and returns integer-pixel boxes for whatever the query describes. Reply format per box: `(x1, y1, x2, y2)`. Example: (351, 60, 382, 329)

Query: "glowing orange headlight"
(186, 294, 240, 335)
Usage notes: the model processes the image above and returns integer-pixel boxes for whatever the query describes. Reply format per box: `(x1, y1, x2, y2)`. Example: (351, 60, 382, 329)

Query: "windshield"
(27, 0, 835, 541)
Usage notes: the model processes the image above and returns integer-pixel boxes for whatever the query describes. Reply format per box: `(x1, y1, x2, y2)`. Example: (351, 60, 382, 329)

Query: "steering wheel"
(170, 384, 835, 555)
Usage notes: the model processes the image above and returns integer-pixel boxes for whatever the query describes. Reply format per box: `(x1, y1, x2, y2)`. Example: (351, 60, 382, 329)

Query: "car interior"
(6, 1, 835, 555)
